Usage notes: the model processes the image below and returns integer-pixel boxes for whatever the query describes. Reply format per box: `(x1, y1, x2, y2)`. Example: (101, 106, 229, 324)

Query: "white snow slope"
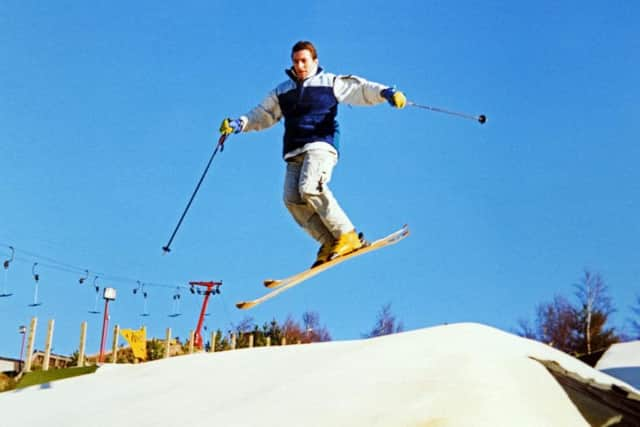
(1, 323, 638, 427)
(596, 340, 640, 390)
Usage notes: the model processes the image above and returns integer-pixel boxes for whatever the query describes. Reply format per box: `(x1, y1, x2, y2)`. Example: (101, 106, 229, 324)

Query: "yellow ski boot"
(329, 230, 364, 260)
(311, 240, 334, 268)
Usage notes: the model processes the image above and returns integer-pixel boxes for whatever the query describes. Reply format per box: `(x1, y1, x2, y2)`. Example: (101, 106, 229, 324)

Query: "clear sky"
(1, 1, 639, 358)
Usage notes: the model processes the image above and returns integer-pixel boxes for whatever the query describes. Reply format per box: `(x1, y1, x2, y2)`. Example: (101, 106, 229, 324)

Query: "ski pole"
(407, 101, 486, 124)
(162, 134, 228, 254)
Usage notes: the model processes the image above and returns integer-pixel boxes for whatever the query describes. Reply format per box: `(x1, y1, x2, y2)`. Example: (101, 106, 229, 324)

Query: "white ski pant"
(283, 149, 354, 245)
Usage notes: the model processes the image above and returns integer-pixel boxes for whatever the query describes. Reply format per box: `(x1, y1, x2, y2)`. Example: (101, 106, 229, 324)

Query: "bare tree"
(231, 316, 256, 348)
(534, 295, 578, 352)
(630, 294, 640, 339)
(518, 270, 620, 355)
(363, 303, 404, 338)
(574, 270, 615, 354)
(221, 313, 332, 348)
(278, 312, 331, 344)
(517, 318, 537, 340)
(301, 311, 331, 342)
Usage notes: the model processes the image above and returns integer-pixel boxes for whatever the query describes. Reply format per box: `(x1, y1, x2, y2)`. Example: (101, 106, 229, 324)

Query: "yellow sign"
(121, 327, 147, 360)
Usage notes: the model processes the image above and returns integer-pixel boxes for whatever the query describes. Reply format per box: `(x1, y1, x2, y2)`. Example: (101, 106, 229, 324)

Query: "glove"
(380, 88, 407, 109)
(219, 118, 244, 135)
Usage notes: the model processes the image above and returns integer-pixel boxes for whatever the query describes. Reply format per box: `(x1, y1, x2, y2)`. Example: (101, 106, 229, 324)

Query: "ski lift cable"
(0, 242, 197, 294)
(217, 292, 235, 329)
(14, 247, 88, 274)
(8, 253, 88, 276)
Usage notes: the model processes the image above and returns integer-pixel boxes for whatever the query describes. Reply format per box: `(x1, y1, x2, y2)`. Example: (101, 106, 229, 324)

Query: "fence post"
(78, 321, 87, 367)
(164, 328, 171, 359)
(24, 317, 37, 372)
(189, 330, 195, 354)
(43, 319, 55, 371)
(266, 336, 271, 347)
(248, 333, 254, 348)
(230, 333, 236, 350)
(281, 336, 286, 346)
(209, 331, 217, 353)
(111, 324, 120, 363)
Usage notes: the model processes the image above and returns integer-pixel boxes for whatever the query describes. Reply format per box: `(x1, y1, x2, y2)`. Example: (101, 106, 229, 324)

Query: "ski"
(236, 225, 409, 310)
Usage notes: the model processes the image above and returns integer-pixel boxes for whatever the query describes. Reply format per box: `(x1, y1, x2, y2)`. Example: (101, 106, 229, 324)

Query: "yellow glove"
(381, 88, 407, 109)
(219, 118, 243, 135)
(392, 91, 406, 108)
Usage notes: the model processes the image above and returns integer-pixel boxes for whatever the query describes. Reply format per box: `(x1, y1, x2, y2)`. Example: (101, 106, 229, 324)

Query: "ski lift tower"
(189, 281, 222, 349)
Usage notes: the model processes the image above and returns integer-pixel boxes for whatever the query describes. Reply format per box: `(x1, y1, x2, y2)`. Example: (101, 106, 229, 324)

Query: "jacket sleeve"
(333, 75, 389, 106)
(240, 90, 282, 132)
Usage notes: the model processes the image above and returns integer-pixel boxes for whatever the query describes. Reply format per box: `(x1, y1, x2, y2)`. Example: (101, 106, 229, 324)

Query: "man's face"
(292, 49, 318, 80)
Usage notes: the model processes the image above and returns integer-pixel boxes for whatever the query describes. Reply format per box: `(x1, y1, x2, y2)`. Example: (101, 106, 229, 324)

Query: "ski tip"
(236, 301, 256, 310)
(264, 279, 282, 288)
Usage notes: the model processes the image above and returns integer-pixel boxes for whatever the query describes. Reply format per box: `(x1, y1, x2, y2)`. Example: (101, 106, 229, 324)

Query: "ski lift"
(133, 280, 142, 295)
(141, 289, 150, 317)
(135, 282, 150, 317)
(79, 269, 89, 284)
(28, 262, 42, 307)
(168, 287, 182, 317)
(0, 246, 14, 298)
(88, 276, 101, 314)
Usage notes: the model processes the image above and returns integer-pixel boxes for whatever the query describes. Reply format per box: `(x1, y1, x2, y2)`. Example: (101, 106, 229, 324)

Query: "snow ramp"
(1, 322, 639, 426)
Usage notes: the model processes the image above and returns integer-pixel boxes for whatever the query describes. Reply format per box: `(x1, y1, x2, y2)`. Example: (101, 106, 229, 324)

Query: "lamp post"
(98, 287, 117, 363)
(18, 325, 26, 371)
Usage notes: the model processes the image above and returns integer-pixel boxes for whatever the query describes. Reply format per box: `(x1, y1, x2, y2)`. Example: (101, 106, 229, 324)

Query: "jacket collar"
(286, 66, 323, 82)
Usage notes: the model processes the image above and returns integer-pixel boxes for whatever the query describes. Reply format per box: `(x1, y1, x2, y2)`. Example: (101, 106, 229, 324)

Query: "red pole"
(99, 299, 110, 363)
(189, 281, 222, 349)
(194, 290, 211, 349)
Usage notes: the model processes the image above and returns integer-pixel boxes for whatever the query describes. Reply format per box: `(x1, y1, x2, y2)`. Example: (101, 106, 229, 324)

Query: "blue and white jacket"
(240, 67, 389, 160)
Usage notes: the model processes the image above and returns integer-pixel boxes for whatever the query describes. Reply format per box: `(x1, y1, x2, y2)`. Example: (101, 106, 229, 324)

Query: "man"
(220, 40, 406, 267)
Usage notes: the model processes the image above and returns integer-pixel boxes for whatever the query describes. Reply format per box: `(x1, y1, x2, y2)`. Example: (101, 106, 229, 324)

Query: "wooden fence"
(19, 316, 297, 372)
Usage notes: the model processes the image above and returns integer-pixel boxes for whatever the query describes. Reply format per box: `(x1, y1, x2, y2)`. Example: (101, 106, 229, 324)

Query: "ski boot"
(311, 240, 335, 268)
(329, 230, 365, 260)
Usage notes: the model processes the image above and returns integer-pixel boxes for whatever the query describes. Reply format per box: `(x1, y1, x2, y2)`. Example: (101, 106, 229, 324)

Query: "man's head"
(291, 40, 318, 80)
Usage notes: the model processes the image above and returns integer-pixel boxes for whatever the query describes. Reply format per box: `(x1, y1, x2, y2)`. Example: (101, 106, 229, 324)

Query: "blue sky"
(1, 1, 639, 358)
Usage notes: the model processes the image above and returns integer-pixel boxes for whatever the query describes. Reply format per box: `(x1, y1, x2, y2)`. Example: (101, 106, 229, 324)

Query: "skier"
(220, 40, 406, 268)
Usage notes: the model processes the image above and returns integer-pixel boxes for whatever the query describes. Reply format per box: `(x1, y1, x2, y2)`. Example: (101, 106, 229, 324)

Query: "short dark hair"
(291, 40, 318, 59)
